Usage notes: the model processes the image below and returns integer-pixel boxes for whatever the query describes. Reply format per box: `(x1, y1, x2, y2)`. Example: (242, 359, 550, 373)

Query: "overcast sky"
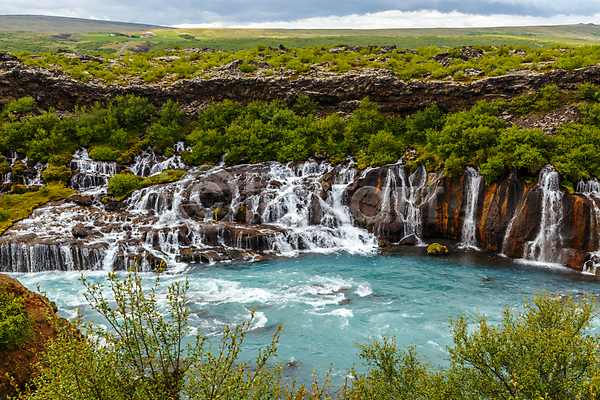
(1, 0, 599, 28)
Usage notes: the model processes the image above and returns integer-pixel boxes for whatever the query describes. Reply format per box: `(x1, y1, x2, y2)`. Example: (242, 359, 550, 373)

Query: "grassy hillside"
(0, 16, 600, 54)
(0, 15, 170, 33)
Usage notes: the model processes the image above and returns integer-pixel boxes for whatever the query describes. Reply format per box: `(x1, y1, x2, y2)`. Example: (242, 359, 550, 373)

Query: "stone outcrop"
(0, 274, 62, 400)
(2, 57, 600, 115)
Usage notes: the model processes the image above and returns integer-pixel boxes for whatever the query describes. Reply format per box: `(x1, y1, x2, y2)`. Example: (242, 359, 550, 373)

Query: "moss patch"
(108, 169, 186, 201)
(427, 243, 449, 256)
(0, 185, 75, 235)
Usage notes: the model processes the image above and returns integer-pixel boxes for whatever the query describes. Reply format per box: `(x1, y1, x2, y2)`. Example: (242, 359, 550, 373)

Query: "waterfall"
(523, 165, 564, 263)
(459, 166, 482, 250)
(255, 161, 377, 255)
(576, 178, 600, 195)
(129, 144, 188, 177)
(374, 163, 430, 243)
(0, 151, 386, 272)
(69, 148, 118, 193)
(576, 179, 600, 275)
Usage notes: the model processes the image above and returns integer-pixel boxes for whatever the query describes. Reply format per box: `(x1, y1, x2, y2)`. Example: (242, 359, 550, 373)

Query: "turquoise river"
(9, 247, 600, 387)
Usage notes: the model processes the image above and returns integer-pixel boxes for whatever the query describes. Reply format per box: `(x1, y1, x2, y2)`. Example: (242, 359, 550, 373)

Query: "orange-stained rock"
(564, 248, 588, 271)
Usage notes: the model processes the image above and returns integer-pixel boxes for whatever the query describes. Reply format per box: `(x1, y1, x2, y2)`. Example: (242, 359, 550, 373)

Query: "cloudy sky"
(1, 0, 600, 29)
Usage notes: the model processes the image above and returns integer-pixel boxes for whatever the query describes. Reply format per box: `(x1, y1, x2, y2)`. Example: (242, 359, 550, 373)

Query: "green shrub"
(348, 292, 600, 399)
(41, 165, 72, 185)
(89, 146, 120, 161)
(10, 184, 27, 194)
(3, 97, 37, 116)
(0, 285, 32, 350)
(11, 160, 27, 175)
(163, 147, 175, 157)
(238, 61, 258, 73)
(576, 82, 600, 101)
(107, 173, 141, 199)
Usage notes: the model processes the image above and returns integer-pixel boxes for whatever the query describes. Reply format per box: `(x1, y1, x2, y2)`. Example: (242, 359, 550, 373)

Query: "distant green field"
(0, 16, 600, 54)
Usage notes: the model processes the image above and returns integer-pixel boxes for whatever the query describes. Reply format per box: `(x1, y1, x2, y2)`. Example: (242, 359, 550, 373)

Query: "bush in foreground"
(14, 271, 600, 400)
(0, 284, 32, 350)
(20, 269, 330, 400)
(349, 292, 600, 400)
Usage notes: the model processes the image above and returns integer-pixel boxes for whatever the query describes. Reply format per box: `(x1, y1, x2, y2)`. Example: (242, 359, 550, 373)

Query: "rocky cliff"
(2, 58, 600, 115)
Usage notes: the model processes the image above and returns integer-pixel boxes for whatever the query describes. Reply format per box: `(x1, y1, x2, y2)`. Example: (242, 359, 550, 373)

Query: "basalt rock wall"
(3, 59, 600, 115)
(347, 165, 599, 271)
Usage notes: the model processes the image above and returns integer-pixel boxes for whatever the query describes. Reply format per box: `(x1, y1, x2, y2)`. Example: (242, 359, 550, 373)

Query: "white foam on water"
(250, 311, 268, 330)
(356, 283, 372, 297)
(514, 258, 568, 270)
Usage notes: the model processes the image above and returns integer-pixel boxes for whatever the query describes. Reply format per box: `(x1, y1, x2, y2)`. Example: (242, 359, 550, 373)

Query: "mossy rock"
(10, 184, 27, 194)
(11, 161, 26, 176)
(41, 165, 72, 185)
(427, 243, 449, 256)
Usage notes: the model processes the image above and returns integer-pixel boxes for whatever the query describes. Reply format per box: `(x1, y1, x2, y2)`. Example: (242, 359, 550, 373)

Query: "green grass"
(1, 22, 600, 54)
(0, 185, 75, 234)
(108, 169, 186, 201)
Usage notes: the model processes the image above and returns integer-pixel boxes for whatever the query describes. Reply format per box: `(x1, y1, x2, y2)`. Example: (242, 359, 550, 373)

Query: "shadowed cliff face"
(3, 60, 600, 115)
(346, 165, 600, 272)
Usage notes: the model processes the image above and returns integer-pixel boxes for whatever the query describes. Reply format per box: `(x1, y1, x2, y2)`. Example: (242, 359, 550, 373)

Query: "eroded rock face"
(2, 58, 600, 115)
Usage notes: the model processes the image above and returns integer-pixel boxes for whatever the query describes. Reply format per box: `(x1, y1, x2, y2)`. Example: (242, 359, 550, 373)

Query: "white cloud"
(174, 9, 600, 29)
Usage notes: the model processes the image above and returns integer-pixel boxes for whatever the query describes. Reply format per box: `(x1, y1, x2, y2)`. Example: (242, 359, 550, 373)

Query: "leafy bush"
(239, 61, 258, 73)
(23, 268, 329, 400)
(89, 146, 120, 161)
(11, 161, 27, 175)
(0, 285, 32, 350)
(348, 292, 600, 399)
(3, 97, 37, 117)
(107, 172, 141, 199)
(576, 82, 600, 101)
(41, 165, 72, 185)
(10, 184, 27, 194)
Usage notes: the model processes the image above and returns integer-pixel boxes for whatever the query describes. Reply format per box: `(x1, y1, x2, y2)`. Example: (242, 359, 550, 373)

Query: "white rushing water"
(459, 166, 482, 250)
(129, 144, 188, 177)
(523, 165, 564, 263)
(375, 163, 433, 244)
(577, 178, 600, 275)
(0, 154, 379, 272)
(69, 148, 119, 194)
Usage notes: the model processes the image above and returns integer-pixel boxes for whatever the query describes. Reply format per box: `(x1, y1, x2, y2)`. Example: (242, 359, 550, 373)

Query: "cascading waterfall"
(0, 154, 380, 272)
(375, 163, 430, 243)
(459, 166, 482, 250)
(252, 161, 377, 255)
(69, 148, 118, 193)
(129, 144, 188, 177)
(523, 165, 564, 263)
(576, 179, 600, 274)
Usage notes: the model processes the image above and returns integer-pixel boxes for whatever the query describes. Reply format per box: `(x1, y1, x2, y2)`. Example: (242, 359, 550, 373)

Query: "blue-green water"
(10, 249, 600, 385)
